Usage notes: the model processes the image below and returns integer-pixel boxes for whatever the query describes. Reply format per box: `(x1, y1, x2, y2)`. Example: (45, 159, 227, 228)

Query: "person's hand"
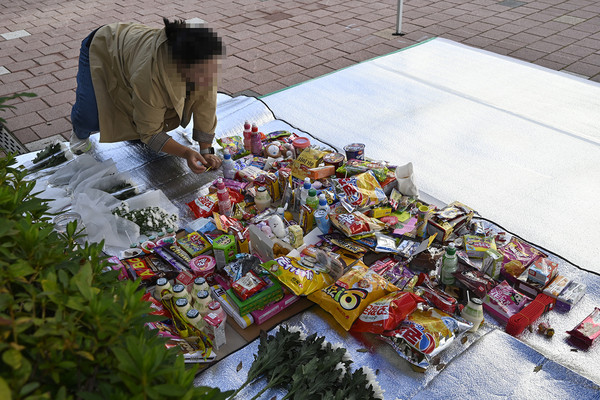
(184, 149, 208, 174)
(203, 153, 222, 170)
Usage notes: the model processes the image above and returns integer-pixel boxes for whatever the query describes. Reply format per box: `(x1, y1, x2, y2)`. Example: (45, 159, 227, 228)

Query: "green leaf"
(152, 384, 186, 396)
(8, 261, 34, 278)
(2, 348, 22, 369)
(72, 263, 98, 301)
(19, 381, 39, 396)
(0, 377, 11, 400)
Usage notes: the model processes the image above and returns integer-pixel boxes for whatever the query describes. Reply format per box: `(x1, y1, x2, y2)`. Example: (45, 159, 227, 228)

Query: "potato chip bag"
(380, 308, 472, 371)
(333, 171, 387, 208)
(216, 136, 246, 159)
(308, 263, 398, 331)
(264, 257, 334, 296)
(352, 291, 425, 334)
(330, 211, 386, 237)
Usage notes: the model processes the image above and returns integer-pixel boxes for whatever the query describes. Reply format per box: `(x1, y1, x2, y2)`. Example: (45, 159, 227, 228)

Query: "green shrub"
(0, 154, 230, 400)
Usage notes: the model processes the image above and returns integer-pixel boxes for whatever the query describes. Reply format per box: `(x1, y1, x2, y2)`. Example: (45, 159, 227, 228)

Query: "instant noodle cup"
(352, 291, 425, 334)
(308, 263, 398, 331)
(380, 308, 473, 371)
(265, 257, 334, 296)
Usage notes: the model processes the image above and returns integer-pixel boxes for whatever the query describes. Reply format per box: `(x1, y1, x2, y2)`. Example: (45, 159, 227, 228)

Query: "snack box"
(213, 234, 237, 269)
(542, 274, 570, 299)
(177, 231, 212, 257)
(226, 279, 284, 315)
(481, 249, 503, 280)
(427, 201, 475, 243)
(483, 281, 531, 324)
(210, 284, 254, 329)
(250, 292, 300, 325)
(556, 281, 586, 312)
(527, 257, 558, 286)
(464, 235, 496, 259)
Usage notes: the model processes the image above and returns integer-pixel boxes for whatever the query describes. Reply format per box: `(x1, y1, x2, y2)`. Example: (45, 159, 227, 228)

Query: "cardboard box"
(527, 257, 558, 286)
(213, 234, 237, 269)
(210, 284, 254, 329)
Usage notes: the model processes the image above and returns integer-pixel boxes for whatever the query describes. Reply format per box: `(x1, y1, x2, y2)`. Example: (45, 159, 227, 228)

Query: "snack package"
(320, 232, 369, 254)
(231, 271, 267, 301)
(556, 281, 586, 312)
(216, 136, 246, 159)
(567, 307, 600, 347)
(463, 235, 496, 258)
(527, 257, 559, 286)
(330, 211, 386, 237)
(122, 257, 156, 280)
(343, 159, 390, 182)
(187, 193, 218, 219)
(352, 291, 425, 334)
(483, 281, 532, 324)
(265, 257, 334, 296)
(333, 171, 387, 208)
(481, 249, 504, 280)
(291, 147, 325, 180)
(499, 236, 546, 271)
(308, 263, 398, 331)
(453, 266, 496, 299)
(415, 282, 457, 315)
(381, 308, 473, 371)
(177, 231, 212, 257)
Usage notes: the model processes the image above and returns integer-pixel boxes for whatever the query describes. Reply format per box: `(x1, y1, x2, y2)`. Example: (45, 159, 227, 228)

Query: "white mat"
(262, 38, 600, 275)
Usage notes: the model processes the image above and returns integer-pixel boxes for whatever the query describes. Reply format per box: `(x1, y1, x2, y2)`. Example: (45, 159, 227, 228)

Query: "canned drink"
(415, 205, 430, 238)
(314, 209, 331, 234)
(343, 143, 365, 161)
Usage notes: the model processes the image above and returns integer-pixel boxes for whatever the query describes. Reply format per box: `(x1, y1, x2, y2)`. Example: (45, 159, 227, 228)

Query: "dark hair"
(163, 18, 224, 64)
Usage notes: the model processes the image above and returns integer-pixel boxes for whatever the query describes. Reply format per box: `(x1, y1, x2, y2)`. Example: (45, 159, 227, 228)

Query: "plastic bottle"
(243, 120, 252, 152)
(317, 193, 329, 212)
(221, 149, 236, 180)
(440, 243, 458, 285)
(299, 177, 312, 206)
(305, 188, 318, 210)
(251, 123, 262, 155)
(216, 178, 232, 217)
(254, 186, 272, 212)
(461, 296, 484, 332)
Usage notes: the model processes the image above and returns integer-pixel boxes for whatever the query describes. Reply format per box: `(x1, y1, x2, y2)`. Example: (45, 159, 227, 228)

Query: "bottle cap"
(172, 284, 185, 293)
(194, 277, 206, 285)
(223, 149, 231, 159)
(446, 243, 457, 255)
(197, 290, 209, 299)
(175, 298, 188, 307)
(308, 188, 317, 196)
(186, 308, 200, 318)
(156, 277, 168, 286)
(257, 186, 266, 193)
(216, 178, 225, 190)
(251, 123, 258, 132)
(303, 177, 311, 189)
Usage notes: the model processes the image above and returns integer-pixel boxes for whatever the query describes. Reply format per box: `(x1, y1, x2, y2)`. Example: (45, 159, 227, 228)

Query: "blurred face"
(179, 57, 221, 88)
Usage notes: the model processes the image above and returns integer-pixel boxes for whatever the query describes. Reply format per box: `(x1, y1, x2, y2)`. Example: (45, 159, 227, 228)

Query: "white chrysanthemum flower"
(334, 362, 346, 382)
(363, 366, 385, 400)
(331, 342, 352, 362)
(286, 325, 307, 340)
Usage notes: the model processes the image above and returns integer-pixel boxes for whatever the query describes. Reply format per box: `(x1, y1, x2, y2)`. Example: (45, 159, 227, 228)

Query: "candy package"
(265, 257, 334, 296)
(308, 263, 398, 330)
(484, 281, 532, 324)
(499, 236, 546, 271)
(380, 308, 473, 371)
(330, 211, 385, 237)
(352, 291, 425, 333)
(415, 282, 458, 315)
(232, 271, 267, 301)
(368, 257, 397, 275)
(342, 159, 390, 182)
(122, 257, 156, 281)
(187, 193, 218, 219)
(216, 136, 246, 159)
(453, 266, 496, 299)
(567, 307, 600, 348)
(333, 171, 387, 208)
(463, 235, 496, 258)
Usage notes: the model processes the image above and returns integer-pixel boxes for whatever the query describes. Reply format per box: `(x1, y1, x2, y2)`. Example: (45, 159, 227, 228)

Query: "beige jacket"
(89, 23, 217, 152)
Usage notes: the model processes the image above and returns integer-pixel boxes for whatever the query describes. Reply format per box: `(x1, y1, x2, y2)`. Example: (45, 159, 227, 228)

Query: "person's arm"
(161, 137, 208, 174)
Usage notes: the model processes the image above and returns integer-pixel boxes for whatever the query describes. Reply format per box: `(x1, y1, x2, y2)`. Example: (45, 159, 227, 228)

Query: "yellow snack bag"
(308, 262, 398, 330)
(264, 257, 334, 296)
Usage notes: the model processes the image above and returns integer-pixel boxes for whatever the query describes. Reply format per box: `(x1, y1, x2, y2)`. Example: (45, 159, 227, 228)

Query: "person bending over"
(70, 18, 224, 173)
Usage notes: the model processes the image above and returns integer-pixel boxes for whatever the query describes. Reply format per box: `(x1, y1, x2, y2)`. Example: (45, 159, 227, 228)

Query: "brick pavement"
(0, 0, 599, 151)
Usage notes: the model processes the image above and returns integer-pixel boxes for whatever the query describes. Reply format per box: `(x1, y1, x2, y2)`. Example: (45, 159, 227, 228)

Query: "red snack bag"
(122, 257, 156, 280)
(142, 292, 172, 319)
(352, 291, 425, 333)
(187, 193, 218, 218)
(331, 211, 385, 237)
(567, 307, 600, 348)
(232, 271, 267, 301)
